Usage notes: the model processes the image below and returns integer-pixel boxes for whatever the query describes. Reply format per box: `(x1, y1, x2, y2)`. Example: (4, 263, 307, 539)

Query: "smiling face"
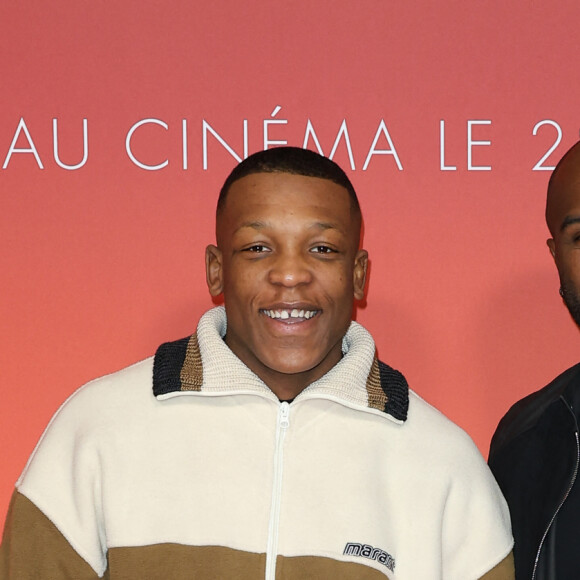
(206, 172, 368, 399)
(547, 142, 580, 327)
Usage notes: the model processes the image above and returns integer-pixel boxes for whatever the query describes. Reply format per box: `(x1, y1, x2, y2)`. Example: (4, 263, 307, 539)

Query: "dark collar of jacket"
(488, 362, 580, 580)
(152, 333, 409, 422)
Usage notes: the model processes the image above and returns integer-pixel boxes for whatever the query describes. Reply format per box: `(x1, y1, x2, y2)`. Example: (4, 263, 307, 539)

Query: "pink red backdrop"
(3, 1, 580, 525)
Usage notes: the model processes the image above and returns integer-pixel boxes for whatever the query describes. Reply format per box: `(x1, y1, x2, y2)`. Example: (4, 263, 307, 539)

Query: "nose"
(268, 252, 313, 287)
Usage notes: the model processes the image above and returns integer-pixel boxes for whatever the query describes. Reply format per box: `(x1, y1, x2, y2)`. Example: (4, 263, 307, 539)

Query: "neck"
(223, 335, 343, 401)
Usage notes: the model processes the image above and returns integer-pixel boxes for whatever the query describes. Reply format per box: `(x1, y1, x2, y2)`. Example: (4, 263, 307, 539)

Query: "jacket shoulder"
(489, 362, 580, 459)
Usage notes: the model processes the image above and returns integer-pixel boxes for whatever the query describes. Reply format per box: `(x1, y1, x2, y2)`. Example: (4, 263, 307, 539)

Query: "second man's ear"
(205, 244, 224, 296)
(547, 238, 556, 260)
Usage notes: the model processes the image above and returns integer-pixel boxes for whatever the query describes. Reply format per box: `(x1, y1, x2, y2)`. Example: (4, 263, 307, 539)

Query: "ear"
(547, 238, 556, 260)
(205, 244, 224, 296)
(353, 249, 369, 301)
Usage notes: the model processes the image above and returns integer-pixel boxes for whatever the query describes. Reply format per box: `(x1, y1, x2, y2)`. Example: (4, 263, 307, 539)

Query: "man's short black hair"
(217, 146, 361, 218)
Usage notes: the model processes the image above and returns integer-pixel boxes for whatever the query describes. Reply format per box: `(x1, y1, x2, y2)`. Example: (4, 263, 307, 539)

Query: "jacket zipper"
(531, 397, 580, 580)
(265, 402, 291, 580)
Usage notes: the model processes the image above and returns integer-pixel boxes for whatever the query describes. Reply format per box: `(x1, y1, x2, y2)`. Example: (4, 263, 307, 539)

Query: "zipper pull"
(279, 401, 290, 429)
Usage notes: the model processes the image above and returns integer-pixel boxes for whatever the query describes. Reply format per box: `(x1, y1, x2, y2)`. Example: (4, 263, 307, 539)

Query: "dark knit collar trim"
(153, 335, 195, 397)
(153, 333, 409, 422)
(378, 360, 409, 421)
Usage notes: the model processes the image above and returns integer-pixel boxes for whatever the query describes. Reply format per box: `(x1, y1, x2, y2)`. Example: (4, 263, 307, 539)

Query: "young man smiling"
(205, 166, 368, 401)
(1, 147, 513, 579)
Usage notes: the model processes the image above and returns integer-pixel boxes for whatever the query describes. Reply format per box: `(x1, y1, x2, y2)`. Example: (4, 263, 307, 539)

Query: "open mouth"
(260, 308, 320, 321)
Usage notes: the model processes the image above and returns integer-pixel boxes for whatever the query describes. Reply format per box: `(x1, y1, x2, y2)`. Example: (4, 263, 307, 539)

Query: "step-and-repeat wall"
(3, 1, 580, 524)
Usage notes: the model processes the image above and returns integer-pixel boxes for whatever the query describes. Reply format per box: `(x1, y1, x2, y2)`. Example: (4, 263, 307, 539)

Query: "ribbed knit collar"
(153, 306, 408, 422)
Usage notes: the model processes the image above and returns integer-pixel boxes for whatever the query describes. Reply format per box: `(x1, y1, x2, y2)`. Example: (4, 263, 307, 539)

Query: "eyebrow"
(235, 221, 268, 232)
(560, 215, 580, 232)
(235, 221, 345, 233)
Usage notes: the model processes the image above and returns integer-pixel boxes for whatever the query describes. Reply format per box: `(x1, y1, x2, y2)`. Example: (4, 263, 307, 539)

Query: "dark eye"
(244, 245, 269, 253)
(311, 245, 335, 254)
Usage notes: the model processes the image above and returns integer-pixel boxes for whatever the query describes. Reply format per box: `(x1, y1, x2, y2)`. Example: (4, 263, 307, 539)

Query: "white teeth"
(263, 309, 318, 320)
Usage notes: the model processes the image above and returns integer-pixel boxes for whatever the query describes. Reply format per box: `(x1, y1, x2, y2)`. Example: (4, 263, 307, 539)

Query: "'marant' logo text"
(343, 542, 395, 572)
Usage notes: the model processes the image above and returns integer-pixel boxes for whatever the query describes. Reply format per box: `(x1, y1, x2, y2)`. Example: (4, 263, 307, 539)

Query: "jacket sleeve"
(436, 423, 514, 579)
(1, 378, 111, 579)
(0, 490, 103, 579)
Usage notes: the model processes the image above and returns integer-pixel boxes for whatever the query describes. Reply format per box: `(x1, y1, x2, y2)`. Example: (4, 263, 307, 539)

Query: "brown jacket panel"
(0, 491, 100, 580)
(479, 552, 515, 580)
